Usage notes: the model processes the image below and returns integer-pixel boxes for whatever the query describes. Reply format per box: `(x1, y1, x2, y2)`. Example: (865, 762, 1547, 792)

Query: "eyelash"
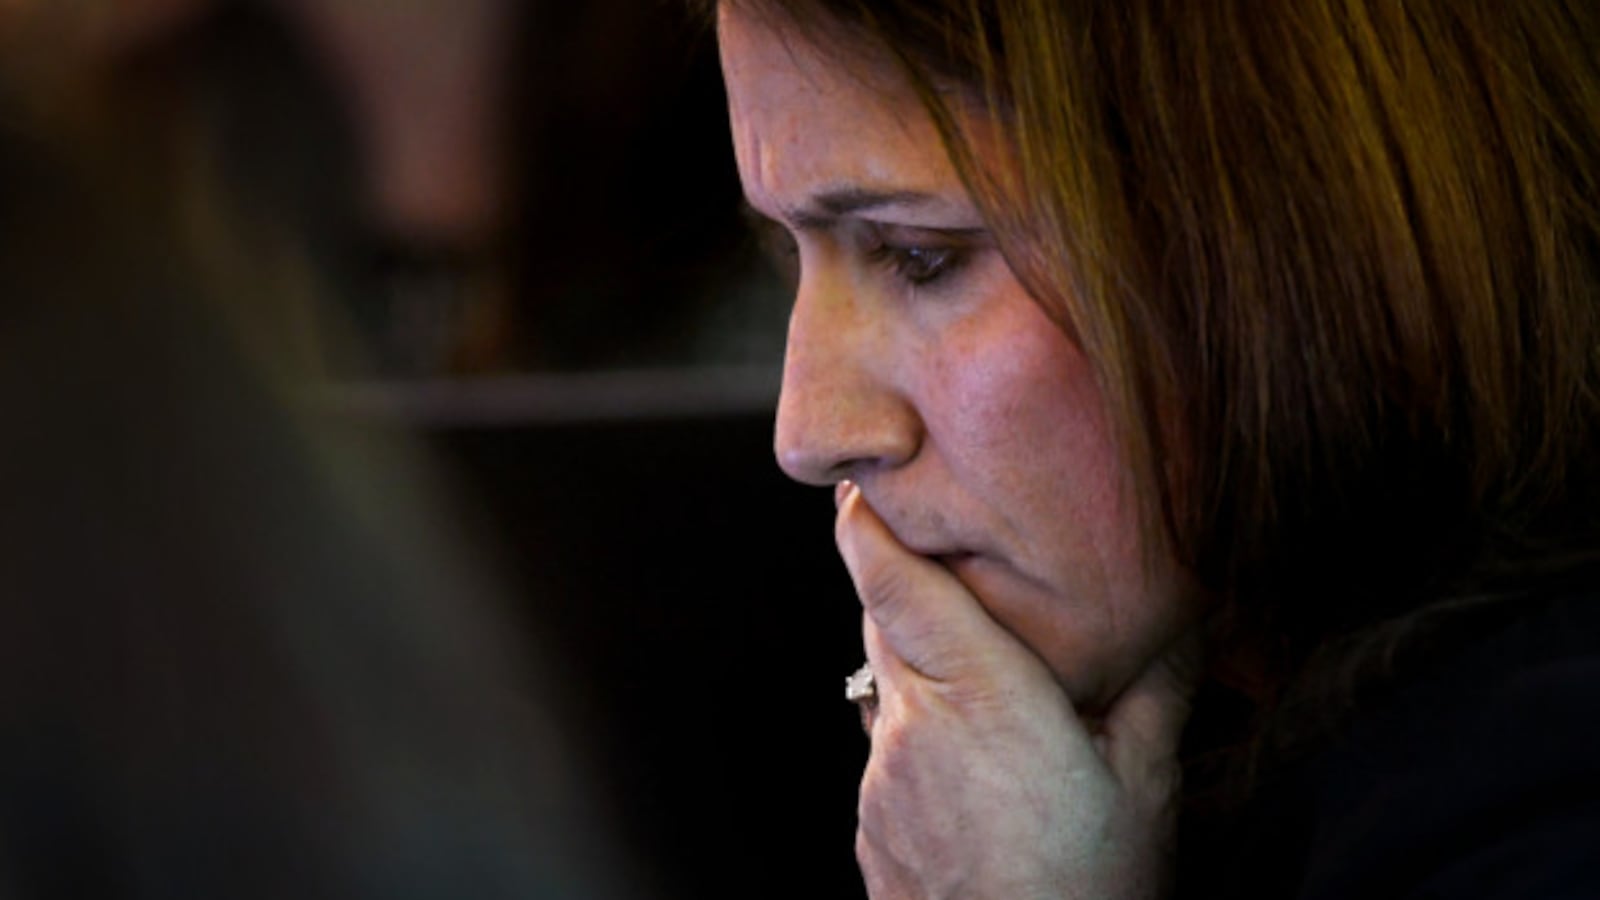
(747, 215, 971, 293)
(864, 240, 967, 288)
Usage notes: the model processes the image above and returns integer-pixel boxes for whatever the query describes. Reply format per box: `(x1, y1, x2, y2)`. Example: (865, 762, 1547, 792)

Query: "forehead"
(717, 5, 901, 107)
(717, 5, 962, 212)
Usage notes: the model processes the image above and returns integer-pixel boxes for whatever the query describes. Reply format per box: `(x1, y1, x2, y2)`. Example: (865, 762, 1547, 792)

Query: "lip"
(931, 551, 1014, 601)
(869, 516, 955, 558)
(936, 546, 1050, 597)
(896, 540, 976, 563)
(855, 492, 988, 570)
(937, 552, 992, 583)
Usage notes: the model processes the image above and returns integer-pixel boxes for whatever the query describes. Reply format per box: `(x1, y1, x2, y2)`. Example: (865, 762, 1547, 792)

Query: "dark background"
(414, 1, 875, 891)
(77, 0, 876, 894)
(324, 0, 871, 894)
(428, 413, 871, 899)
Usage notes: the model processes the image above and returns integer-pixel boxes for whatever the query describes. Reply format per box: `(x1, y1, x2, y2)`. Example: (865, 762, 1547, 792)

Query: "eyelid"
(869, 222, 991, 243)
(737, 200, 991, 289)
(862, 224, 981, 289)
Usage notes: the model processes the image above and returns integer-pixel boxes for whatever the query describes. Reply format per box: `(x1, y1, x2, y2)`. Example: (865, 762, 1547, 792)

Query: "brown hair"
(709, 0, 1600, 682)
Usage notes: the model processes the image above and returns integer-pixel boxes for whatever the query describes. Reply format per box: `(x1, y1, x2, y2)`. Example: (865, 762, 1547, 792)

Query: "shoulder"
(1294, 592, 1600, 899)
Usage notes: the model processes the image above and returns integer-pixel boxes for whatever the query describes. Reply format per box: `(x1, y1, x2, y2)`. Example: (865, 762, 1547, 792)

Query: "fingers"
(837, 481, 1190, 897)
(857, 613, 920, 731)
(1102, 631, 1202, 798)
(835, 483, 1022, 685)
(858, 615, 892, 734)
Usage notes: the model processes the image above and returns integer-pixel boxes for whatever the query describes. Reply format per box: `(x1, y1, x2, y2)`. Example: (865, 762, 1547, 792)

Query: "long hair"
(710, 0, 1600, 694)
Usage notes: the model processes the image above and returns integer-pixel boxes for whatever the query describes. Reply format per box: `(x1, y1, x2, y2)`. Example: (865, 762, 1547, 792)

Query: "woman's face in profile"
(719, 6, 1196, 709)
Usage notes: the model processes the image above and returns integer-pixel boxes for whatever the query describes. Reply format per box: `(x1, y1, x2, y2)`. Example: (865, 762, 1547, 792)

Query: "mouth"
(931, 551, 991, 585)
(857, 497, 986, 572)
(893, 531, 983, 570)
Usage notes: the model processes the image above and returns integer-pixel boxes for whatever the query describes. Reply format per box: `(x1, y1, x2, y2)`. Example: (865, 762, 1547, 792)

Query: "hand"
(836, 484, 1197, 900)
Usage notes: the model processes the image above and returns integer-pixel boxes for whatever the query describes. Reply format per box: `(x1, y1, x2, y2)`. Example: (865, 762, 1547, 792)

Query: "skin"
(720, 7, 1196, 713)
(719, 5, 1204, 896)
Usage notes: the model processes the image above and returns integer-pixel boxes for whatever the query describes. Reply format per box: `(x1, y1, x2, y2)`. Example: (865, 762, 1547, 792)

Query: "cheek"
(931, 304, 1117, 513)
(919, 295, 1190, 704)
(927, 298, 1147, 604)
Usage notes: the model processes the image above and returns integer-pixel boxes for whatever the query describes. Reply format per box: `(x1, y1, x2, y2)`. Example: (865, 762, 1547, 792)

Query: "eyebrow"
(753, 187, 945, 230)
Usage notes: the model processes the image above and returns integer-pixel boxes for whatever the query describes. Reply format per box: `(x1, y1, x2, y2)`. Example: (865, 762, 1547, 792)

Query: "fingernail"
(834, 479, 853, 509)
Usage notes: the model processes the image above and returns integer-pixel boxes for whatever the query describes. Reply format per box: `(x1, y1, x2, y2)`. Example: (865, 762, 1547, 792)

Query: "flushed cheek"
(926, 311, 1145, 699)
(931, 306, 1119, 549)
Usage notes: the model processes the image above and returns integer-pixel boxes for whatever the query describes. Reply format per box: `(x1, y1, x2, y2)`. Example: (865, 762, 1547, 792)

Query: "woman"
(703, 0, 1600, 896)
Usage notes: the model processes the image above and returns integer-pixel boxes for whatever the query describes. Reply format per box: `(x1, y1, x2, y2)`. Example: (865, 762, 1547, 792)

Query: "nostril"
(773, 404, 922, 486)
(773, 395, 844, 486)
(773, 345, 922, 485)
(772, 437, 835, 486)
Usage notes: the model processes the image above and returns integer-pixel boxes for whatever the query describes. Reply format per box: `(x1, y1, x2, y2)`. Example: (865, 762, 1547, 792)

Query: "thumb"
(1102, 631, 1202, 796)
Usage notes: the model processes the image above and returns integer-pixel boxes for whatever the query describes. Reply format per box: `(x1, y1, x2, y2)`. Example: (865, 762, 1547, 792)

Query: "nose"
(773, 265, 921, 486)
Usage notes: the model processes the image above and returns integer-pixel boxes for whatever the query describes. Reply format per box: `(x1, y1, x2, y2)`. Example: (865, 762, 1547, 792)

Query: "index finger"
(835, 483, 1028, 684)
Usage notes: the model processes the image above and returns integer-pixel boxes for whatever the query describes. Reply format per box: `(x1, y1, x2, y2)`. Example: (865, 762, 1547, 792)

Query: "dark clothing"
(1181, 590, 1600, 898)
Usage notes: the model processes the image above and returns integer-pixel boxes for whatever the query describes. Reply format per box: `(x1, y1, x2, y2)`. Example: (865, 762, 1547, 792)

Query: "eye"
(866, 239, 966, 288)
(860, 222, 982, 290)
(886, 245, 960, 285)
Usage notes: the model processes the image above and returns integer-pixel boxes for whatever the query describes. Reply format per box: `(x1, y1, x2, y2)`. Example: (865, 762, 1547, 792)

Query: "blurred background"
(0, 0, 868, 897)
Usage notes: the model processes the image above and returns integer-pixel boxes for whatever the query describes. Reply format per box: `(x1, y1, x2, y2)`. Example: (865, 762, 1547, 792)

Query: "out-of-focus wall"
(1, 1, 866, 897)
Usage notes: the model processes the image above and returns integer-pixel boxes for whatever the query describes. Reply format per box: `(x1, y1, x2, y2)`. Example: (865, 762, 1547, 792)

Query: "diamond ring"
(845, 662, 876, 704)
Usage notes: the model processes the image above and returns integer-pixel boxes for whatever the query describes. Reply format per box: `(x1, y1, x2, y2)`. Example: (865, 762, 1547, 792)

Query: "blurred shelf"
(313, 364, 782, 427)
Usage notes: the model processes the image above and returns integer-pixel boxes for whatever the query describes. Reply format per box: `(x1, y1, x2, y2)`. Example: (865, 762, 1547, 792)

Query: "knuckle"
(863, 717, 920, 781)
(853, 826, 873, 869)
